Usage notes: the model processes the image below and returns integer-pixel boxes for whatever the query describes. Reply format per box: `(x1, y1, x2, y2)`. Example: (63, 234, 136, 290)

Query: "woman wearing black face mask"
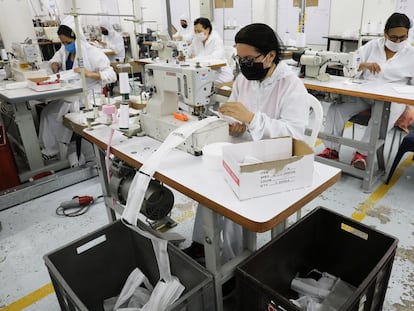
(95, 20, 125, 63)
(218, 23, 309, 140)
(184, 23, 310, 264)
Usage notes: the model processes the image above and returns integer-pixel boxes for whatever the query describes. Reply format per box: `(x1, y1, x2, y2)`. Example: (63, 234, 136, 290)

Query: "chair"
(349, 109, 404, 165)
(305, 94, 324, 150)
(349, 109, 371, 139)
(385, 132, 414, 184)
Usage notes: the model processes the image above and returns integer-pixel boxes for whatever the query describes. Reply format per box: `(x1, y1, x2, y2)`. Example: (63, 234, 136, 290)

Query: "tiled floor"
(1, 122, 414, 310)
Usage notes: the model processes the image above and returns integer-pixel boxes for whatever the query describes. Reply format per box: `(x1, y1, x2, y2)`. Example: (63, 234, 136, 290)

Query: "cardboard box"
(222, 137, 314, 200)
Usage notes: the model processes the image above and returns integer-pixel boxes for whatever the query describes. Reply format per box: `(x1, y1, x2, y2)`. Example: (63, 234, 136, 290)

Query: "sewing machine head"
(144, 62, 214, 116)
(10, 41, 47, 81)
(150, 31, 178, 62)
(11, 41, 42, 71)
(299, 50, 361, 80)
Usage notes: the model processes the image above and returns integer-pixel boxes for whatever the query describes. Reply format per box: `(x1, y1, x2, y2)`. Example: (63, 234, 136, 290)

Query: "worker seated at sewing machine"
(293, 49, 361, 81)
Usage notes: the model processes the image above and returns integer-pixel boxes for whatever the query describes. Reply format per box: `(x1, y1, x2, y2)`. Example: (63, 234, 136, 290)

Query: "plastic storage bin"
(44, 220, 215, 311)
(235, 207, 398, 311)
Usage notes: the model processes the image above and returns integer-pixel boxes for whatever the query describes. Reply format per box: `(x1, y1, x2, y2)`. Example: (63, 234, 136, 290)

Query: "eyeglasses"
(387, 34, 408, 42)
(234, 54, 263, 67)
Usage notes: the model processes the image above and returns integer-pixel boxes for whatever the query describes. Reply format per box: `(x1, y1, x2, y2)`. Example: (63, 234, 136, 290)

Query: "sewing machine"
(149, 31, 178, 62)
(139, 62, 229, 155)
(10, 42, 47, 81)
(299, 50, 361, 81)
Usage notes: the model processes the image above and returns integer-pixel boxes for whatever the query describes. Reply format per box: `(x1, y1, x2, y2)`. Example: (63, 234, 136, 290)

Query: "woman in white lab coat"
(185, 23, 309, 263)
(97, 20, 125, 63)
(187, 17, 233, 83)
(318, 12, 414, 170)
(39, 16, 116, 161)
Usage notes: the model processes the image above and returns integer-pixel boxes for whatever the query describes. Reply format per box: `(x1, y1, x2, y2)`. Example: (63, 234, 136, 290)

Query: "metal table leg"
(12, 101, 43, 170)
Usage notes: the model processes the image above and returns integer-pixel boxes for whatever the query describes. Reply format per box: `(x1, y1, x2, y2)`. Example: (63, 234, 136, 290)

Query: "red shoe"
(351, 152, 367, 170)
(317, 148, 339, 160)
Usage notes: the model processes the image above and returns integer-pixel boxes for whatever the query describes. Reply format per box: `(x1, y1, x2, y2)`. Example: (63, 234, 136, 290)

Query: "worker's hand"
(51, 62, 60, 73)
(358, 62, 381, 74)
(73, 67, 100, 80)
(219, 102, 254, 124)
(173, 35, 183, 41)
(229, 123, 246, 136)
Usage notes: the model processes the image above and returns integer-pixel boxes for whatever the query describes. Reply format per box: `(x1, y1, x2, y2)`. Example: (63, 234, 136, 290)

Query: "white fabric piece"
(188, 30, 233, 83)
(114, 268, 153, 310)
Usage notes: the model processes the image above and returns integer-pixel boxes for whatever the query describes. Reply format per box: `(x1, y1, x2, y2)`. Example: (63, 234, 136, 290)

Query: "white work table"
(81, 124, 341, 310)
(0, 77, 98, 211)
(0, 81, 82, 181)
(303, 76, 414, 190)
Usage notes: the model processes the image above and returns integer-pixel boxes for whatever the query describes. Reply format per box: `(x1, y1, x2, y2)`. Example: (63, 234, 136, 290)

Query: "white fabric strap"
(118, 117, 220, 310)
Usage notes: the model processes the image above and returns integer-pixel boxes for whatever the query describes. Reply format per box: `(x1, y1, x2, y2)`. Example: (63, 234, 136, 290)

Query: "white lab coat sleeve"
(48, 46, 66, 70)
(208, 36, 226, 59)
(106, 34, 125, 56)
(248, 77, 309, 141)
(181, 29, 194, 42)
(88, 48, 117, 84)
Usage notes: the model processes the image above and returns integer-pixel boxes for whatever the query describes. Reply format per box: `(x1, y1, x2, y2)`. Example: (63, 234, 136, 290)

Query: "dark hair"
(384, 12, 412, 31)
(57, 24, 76, 39)
(235, 23, 282, 64)
(194, 17, 212, 34)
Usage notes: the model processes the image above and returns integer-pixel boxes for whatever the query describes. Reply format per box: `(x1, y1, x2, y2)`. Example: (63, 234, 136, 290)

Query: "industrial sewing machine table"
(79, 124, 341, 311)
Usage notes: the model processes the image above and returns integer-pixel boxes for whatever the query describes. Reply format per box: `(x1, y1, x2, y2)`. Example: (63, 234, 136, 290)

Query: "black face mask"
(240, 62, 270, 80)
(181, 23, 188, 29)
(102, 30, 109, 35)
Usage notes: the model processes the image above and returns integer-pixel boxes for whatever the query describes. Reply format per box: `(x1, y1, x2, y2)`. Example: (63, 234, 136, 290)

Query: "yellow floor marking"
(0, 283, 54, 311)
(351, 155, 413, 222)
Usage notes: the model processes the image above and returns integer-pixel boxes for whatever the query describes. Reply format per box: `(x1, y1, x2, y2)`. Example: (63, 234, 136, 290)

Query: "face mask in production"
(195, 32, 207, 41)
(65, 42, 76, 54)
(385, 39, 407, 52)
(240, 56, 271, 81)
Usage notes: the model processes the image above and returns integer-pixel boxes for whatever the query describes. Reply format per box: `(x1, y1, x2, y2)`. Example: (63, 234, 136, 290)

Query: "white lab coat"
(192, 61, 310, 262)
(188, 30, 233, 83)
(100, 20, 125, 63)
(173, 15, 193, 43)
(39, 16, 117, 159)
(323, 37, 414, 154)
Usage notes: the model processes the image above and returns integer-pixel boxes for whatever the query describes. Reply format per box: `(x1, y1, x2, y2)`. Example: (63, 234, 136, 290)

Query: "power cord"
(56, 195, 104, 217)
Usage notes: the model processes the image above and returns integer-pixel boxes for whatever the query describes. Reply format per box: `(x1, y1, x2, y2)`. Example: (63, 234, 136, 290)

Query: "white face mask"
(385, 39, 407, 52)
(195, 32, 207, 41)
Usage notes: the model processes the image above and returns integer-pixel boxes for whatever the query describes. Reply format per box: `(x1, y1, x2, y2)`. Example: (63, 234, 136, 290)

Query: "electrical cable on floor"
(56, 195, 104, 217)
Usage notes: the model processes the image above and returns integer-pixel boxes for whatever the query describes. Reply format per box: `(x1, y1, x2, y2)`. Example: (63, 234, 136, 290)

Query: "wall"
(0, 0, 406, 56)
(0, 0, 37, 52)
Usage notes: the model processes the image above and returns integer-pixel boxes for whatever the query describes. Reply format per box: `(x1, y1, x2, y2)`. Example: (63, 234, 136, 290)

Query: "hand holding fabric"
(219, 102, 254, 124)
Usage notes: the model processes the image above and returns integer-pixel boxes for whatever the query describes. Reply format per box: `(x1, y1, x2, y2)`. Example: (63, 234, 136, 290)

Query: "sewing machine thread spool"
(118, 72, 130, 130)
(102, 104, 116, 125)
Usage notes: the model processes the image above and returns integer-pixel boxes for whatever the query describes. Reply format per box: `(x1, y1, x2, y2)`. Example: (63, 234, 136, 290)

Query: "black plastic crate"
(235, 207, 398, 311)
(44, 220, 215, 311)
